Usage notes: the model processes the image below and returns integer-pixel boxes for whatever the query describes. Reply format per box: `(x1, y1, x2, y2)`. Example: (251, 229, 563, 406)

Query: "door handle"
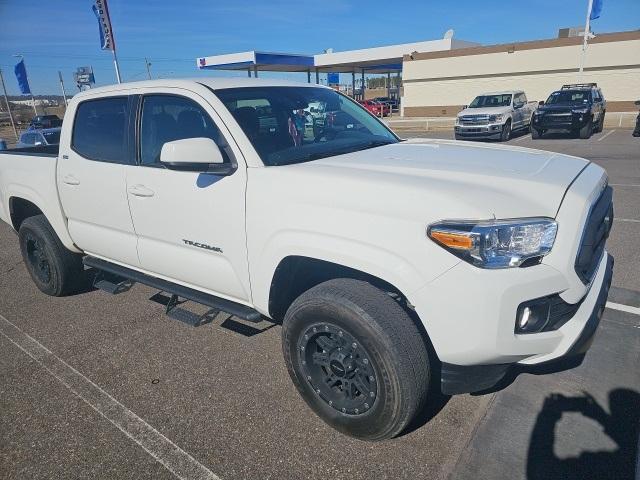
(128, 184, 155, 198)
(62, 174, 80, 186)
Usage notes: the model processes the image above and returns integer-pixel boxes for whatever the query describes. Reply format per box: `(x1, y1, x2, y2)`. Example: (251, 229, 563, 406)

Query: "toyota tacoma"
(0, 78, 614, 440)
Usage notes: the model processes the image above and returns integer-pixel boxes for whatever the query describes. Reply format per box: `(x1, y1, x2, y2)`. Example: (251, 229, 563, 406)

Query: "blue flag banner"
(14, 60, 31, 95)
(590, 0, 603, 20)
(93, 0, 115, 51)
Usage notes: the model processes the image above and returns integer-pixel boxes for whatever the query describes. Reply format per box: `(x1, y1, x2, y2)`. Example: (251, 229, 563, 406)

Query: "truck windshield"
(468, 94, 512, 108)
(545, 90, 590, 105)
(213, 86, 398, 166)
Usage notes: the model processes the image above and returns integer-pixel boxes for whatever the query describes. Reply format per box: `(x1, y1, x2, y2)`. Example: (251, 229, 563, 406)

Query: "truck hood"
(458, 106, 512, 117)
(295, 140, 589, 220)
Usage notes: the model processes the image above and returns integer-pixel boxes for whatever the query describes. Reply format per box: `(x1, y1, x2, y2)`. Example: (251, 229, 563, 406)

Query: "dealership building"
(198, 29, 640, 117)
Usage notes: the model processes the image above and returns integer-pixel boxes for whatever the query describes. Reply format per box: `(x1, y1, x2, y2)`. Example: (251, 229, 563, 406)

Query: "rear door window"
(72, 97, 129, 163)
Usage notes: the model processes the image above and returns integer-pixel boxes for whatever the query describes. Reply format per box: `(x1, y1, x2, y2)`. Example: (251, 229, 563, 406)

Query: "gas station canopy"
(197, 38, 479, 75)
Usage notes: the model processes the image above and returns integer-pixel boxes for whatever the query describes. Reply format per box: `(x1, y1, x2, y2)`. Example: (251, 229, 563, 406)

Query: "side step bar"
(84, 256, 263, 323)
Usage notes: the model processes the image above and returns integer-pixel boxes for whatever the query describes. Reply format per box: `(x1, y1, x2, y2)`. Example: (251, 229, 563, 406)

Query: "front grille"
(575, 185, 613, 284)
(460, 115, 489, 126)
(545, 113, 573, 123)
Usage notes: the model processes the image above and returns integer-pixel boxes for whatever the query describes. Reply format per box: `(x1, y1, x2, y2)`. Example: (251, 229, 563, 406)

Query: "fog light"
(516, 298, 552, 334)
(519, 307, 532, 329)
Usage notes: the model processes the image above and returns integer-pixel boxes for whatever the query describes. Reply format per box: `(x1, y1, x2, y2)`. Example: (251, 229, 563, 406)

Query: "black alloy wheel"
(298, 322, 378, 415)
(24, 231, 52, 284)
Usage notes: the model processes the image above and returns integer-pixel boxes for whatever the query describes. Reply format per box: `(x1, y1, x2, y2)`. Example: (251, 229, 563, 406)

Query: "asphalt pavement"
(1, 128, 638, 479)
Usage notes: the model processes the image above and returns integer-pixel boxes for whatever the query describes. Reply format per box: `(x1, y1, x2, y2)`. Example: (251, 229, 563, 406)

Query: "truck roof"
(476, 90, 524, 96)
(74, 78, 325, 100)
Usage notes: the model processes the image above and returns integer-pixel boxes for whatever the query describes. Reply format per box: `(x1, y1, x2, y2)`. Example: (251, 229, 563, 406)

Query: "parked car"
(359, 99, 390, 117)
(633, 100, 640, 137)
(0, 78, 614, 440)
(373, 97, 398, 110)
(28, 114, 63, 129)
(455, 91, 536, 141)
(16, 128, 62, 148)
(532, 83, 606, 139)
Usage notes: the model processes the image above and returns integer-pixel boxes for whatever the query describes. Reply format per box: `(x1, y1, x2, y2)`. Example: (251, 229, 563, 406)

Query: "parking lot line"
(606, 301, 640, 316)
(597, 129, 616, 142)
(614, 218, 640, 223)
(0, 313, 220, 480)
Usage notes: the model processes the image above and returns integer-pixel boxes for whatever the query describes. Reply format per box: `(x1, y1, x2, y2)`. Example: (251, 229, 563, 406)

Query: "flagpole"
(112, 49, 122, 84)
(58, 71, 68, 107)
(578, 0, 594, 79)
(0, 69, 19, 140)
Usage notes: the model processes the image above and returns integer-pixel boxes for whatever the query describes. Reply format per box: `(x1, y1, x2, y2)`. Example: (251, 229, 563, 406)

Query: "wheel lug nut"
(304, 334, 308, 339)
(363, 359, 368, 364)
(329, 400, 333, 406)
(316, 389, 320, 394)
(364, 403, 369, 409)
(313, 327, 317, 333)
(352, 342, 357, 348)
(370, 391, 375, 397)
(338, 331, 343, 337)
(325, 326, 329, 331)
(355, 409, 359, 414)
(301, 346, 305, 351)
(342, 408, 346, 413)
(369, 376, 374, 382)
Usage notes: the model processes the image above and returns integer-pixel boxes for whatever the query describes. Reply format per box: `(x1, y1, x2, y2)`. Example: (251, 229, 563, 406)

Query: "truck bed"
(2, 144, 59, 157)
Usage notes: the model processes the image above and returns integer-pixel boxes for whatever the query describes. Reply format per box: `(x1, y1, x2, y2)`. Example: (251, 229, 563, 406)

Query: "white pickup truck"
(455, 90, 537, 141)
(0, 79, 613, 440)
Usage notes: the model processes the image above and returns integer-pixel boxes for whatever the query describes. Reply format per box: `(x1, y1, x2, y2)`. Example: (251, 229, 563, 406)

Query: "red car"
(358, 100, 390, 117)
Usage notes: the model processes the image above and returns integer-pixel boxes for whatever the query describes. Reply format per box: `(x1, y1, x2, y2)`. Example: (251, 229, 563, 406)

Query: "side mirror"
(462, 105, 468, 110)
(538, 101, 545, 106)
(160, 137, 234, 174)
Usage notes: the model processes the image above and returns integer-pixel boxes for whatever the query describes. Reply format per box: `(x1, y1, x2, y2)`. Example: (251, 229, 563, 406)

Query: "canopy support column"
(352, 71, 355, 98)
(307, 70, 311, 83)
(315, 68, 319, 84)
(361, 69, 365, 100)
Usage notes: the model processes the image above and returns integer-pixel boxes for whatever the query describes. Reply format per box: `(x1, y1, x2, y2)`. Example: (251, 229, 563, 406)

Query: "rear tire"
(282, 278, 431, 441)
(579, 118, 593, 139)
(595, 111, 605, 133)
(18, 214, 85, 296)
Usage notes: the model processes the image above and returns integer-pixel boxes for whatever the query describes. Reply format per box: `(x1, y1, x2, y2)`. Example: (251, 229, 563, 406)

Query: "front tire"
(532, 127, 542, 139)
(282, 278, 431, 441)
(579, 118, 593, 139)
(499, 120, 512, 142)
(18, 214, 85, 296)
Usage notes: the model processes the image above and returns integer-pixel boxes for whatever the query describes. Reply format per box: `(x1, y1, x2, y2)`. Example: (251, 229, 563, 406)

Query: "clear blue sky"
(0, 0, 638, 95)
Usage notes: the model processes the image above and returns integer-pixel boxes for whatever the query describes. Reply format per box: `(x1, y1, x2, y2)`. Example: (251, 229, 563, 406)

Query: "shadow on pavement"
(526, 389, 640, 480)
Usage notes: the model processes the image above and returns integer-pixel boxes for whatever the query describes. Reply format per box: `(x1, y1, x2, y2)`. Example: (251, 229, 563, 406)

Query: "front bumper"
(439, 254, 613, 394)
(454, 123, 504, 139)
(533, 112, 590, 131)
(410, 250, 613, 395)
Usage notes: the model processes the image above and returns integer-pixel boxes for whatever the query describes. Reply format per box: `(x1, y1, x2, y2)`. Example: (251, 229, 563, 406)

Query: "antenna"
(443, 29, 454, 40)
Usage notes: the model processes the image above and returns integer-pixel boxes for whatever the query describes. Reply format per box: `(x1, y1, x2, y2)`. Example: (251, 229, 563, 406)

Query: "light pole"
(12, 54, 38, 116)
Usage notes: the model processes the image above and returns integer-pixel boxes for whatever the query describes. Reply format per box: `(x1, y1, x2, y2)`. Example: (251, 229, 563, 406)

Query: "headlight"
(455, 117, 461, 125)
(427, 218, 558, 268)
(489, 114, 504, 123)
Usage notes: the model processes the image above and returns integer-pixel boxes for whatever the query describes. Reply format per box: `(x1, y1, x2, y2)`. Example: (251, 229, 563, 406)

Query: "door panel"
(126, 92, 251, 302)
(57, 95, 139, 266)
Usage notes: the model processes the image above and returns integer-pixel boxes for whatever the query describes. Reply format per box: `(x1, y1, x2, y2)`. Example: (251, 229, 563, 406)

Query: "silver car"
(16, 128, 61, 148)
